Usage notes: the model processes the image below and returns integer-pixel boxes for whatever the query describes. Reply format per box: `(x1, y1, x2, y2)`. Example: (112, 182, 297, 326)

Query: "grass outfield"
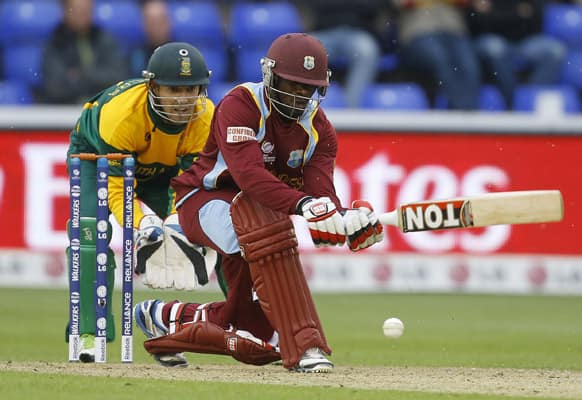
(1, 288, 581, 399)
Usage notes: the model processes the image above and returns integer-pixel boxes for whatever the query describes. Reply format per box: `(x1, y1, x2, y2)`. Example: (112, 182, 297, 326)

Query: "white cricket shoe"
(134, 300, 188, 368)
(292, 347, 333, 373)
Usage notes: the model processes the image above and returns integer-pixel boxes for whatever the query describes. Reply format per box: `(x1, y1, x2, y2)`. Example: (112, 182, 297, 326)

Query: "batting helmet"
(262, 33, 330, 87)
(261, 33, 331, 120)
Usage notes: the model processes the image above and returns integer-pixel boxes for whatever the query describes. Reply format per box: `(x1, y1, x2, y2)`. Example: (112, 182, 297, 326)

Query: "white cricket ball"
(382, 317, 404, 339)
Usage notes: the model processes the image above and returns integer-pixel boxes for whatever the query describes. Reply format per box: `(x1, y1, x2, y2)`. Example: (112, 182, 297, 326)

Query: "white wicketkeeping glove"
(297, 196, 346, 247)
(162, 214, 218, 290)
(134, 214, 165, 284)
(134, 214, 219, 290)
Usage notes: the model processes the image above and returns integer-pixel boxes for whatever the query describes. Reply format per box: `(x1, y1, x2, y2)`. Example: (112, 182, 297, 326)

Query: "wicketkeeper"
(133, 33, 384, 372)
(66, 42, 219, 363)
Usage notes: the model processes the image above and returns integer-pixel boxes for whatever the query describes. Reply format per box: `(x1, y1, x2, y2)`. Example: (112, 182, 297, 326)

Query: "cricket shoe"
(152, 353, 188, 368)
(79, 334, 95, 363)
(291, 347, 333, 373)
(134, 300, 188, 368)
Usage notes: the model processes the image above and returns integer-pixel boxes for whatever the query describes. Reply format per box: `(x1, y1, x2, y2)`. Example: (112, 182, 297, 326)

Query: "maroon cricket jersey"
(172, 82, 342, 214)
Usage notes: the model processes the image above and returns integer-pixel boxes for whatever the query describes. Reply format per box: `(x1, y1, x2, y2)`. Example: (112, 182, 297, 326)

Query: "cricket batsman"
(133, 33, 384, 372)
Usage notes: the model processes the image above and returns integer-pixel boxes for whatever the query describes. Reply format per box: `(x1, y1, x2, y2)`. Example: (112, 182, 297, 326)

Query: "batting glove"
(297, 196, 346, 247)
(342, 200, 384, 251)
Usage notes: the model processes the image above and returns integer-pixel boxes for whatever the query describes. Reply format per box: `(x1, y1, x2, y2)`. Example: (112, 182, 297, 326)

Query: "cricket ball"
(382, 317, 404, 339)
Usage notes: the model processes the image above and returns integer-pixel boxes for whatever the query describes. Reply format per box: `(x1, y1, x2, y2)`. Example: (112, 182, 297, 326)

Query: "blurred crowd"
(0, 0, 581, 112)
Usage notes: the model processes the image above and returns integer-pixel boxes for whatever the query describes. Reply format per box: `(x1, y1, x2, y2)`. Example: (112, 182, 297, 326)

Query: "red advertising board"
(335, 132, 580, 254)
(0, 130, 579, 255)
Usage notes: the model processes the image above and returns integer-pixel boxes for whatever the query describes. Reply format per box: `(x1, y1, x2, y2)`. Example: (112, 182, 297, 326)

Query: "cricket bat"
(377, 190, 564, 233)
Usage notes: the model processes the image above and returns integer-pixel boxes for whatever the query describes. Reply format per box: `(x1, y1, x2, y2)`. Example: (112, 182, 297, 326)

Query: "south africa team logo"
(179, 48, 192, 76)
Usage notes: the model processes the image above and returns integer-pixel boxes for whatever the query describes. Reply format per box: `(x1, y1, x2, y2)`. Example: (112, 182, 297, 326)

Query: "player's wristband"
(295, 196, 314, 215)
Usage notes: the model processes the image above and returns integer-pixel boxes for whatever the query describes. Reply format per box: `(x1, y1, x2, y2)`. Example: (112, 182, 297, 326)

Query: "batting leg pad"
(143, 321, 280, 366)
(230, 192, 331, 369)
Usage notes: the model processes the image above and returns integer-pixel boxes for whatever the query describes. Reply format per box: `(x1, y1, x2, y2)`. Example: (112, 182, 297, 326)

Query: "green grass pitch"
(1, 287, 581, 399)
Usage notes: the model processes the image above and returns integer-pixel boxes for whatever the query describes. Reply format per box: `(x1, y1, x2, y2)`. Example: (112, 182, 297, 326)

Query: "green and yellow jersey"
(69, 78, 214, 227)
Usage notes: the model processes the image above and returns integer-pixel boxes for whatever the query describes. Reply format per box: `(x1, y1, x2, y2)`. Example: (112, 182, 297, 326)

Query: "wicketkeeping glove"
(134, 214, 219, 290)
(297, 196, 346, 247)
(342, 200, 384, 251)
(162, 214, 218, 290)
(134, 214, 165, 277)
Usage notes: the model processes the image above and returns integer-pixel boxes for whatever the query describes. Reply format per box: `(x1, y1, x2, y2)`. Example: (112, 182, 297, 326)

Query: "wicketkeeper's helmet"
(142, 42, 211, 124)
(143, 42, 210, 87)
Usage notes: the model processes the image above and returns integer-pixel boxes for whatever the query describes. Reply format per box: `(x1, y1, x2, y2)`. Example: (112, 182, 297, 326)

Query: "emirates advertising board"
(0, 130, 580, 293)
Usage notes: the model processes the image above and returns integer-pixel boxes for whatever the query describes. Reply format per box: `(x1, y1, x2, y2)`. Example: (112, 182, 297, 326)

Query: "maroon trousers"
(168, 188, 274, 341)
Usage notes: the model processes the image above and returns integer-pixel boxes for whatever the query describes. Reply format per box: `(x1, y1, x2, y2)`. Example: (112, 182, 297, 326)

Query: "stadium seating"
(94, 0, 144, 53)
(362, 83, 429, 110)
(434, 85, 507, 111)
(477, 85, 507, 111)
(513, 84, 580, 114)
(331, 54, 399, 76)
(207, 81, 238, 105)
(0, 0, 61, 45)
(168, 2, 228, 81)
(0, 80, 33, 104)
(544, 4, 582, 49)
(169, 2, 223, 43)
(561, 50, 582, 89)
(3, 44, 44, 88)
(229, 2, 303, 82)
(0, 1, 580, 110)
(322, 84, 348, 109)
(207, 82, 349, 109)
(229, 2, 303, 47)
(234, 48, 267, 82)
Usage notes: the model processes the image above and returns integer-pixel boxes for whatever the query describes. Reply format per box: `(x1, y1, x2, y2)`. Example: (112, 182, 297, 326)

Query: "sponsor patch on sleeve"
(226, 126, 256, 143)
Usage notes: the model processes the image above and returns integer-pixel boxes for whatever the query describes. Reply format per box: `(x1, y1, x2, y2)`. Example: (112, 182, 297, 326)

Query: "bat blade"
(377, 190, 564, 233)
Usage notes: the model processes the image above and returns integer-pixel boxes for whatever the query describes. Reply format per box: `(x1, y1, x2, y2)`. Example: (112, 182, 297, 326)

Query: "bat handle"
(378, 210, 398, 227)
